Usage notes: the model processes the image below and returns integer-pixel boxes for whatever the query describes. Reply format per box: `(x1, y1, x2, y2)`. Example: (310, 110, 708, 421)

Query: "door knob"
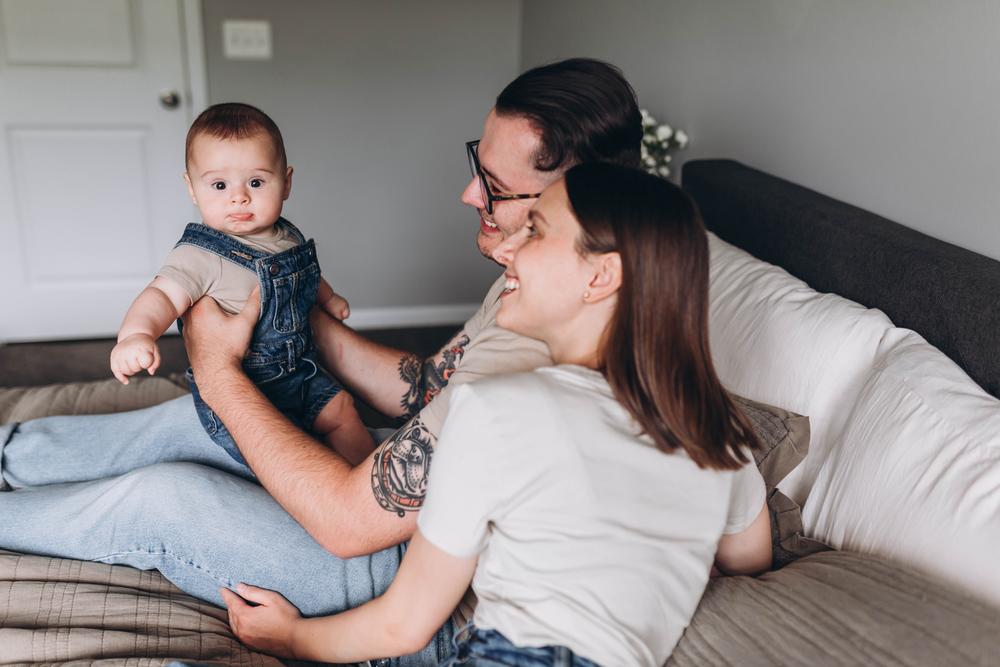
(159, 90, 181, 109)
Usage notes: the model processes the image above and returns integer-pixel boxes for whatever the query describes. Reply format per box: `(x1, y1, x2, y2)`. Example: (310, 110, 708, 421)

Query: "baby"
(110, 102, 373, 466)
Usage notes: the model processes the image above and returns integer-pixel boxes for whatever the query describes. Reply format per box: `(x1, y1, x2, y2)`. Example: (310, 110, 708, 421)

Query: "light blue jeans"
(0, 395, 451, 666)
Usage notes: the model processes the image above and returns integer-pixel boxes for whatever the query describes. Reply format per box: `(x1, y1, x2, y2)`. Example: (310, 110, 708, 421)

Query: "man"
(0, 58, 641, 664)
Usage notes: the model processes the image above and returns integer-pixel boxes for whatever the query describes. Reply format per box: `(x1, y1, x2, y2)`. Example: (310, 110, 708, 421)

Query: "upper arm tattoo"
(397, 334, 470, 418)
(371, 417, 436, 517)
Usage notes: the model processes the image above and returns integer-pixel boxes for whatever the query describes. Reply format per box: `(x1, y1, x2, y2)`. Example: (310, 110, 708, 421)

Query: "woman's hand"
(181, 288, 260, 398)
(221, 583, 303, 658)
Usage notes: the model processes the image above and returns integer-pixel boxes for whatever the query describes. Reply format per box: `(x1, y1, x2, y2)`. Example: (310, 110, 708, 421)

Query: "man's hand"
(182, 287, 260, 398)
(110, 333, 160, 384)
(221, 583, 302, 659)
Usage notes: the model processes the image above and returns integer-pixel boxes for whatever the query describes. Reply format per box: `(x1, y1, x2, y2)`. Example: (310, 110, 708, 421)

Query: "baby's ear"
(283, 166, 293, 200)
(183, 172, 197, 204)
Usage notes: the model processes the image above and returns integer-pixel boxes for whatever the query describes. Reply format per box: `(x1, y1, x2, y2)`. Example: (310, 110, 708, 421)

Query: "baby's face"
(184, 132, 291, 236)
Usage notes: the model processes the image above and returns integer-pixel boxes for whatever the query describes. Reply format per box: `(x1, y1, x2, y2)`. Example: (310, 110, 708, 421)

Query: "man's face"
(462, 109, 560, 263)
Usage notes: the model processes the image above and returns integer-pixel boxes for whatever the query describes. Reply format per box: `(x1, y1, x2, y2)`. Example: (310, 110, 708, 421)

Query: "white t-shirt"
(418, 365, 766, 667)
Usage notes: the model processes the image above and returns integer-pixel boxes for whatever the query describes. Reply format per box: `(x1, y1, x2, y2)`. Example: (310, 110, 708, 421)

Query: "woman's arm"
(222, 529, 475, 662)
(713, 503, 771, 576)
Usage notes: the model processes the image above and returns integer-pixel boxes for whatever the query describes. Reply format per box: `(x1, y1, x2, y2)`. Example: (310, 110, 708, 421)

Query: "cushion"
(0, 549, 281, 666)
(667, 550, 1000, 667)
(732, 394, 809, 493)
(0, 375, 188, 424)
(732, 394, 825, 570)
(804, 328, 1000, 606)
(708, 232, 894, 506)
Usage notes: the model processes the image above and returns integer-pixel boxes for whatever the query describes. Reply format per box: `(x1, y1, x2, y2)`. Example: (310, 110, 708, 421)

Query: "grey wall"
(522, 0, 1000, 261)
(202, 0, 521, 314)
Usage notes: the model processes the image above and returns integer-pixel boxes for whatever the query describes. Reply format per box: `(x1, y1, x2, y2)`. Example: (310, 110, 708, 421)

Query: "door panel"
(0, 0, 197, 341)
(1, 0, 134, 66)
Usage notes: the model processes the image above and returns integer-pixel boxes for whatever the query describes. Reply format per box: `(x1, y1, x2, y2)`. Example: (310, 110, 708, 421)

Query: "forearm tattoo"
(397, 334, 470, 418)
(371, 417, 436, 517)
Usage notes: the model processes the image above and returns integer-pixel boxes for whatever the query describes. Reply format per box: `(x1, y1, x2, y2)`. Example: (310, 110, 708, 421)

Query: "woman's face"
(494, 179, 597, 347)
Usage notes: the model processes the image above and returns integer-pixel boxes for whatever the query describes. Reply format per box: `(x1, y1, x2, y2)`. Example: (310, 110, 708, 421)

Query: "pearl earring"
(583, 291, 591, 300)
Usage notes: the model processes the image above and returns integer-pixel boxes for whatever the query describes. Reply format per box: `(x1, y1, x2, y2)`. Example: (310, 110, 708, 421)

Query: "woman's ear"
(585, 252, 622, 302)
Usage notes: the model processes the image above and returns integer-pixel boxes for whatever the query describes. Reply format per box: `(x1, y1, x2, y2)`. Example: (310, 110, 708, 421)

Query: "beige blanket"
(0, 377, 281, 666)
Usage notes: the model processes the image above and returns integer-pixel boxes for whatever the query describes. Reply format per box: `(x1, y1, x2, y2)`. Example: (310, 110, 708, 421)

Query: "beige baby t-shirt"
(157, 225, 300, 314)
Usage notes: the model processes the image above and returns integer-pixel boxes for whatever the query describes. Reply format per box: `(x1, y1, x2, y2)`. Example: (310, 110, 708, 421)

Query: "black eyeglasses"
(466, 140, 542, 215)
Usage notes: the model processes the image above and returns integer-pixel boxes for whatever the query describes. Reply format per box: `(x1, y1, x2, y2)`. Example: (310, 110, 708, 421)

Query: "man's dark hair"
(495, 58, 642, 172)
(185, 102, 286, 169)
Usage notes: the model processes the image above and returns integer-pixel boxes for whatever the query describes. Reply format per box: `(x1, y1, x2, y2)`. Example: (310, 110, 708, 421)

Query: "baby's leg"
(312, 391, 375, 466)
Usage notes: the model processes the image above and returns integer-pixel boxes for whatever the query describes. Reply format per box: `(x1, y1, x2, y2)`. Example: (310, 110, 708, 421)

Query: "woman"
(221, 162, 771, 666)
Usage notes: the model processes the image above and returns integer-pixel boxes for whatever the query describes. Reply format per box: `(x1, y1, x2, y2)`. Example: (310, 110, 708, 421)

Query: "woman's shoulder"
(465, 364, 610, 403)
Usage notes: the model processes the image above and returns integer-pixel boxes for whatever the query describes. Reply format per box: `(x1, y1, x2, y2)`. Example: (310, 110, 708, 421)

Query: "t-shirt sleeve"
(156, 245, 220, 307)
(723, 458, 767, 535)
(417, 276, 551, 440)
(417, 384, 500, 558)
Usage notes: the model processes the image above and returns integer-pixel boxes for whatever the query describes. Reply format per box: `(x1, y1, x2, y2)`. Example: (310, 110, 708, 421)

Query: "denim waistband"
(448, 623, 601, 667)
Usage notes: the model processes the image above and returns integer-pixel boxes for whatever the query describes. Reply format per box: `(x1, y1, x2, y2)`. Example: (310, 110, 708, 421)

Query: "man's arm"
(184, 294, 435, 558)
(310, 308, 470, 420)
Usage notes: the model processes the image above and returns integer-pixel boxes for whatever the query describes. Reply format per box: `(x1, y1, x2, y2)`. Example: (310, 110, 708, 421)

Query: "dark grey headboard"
(683, 159, 1000, 398)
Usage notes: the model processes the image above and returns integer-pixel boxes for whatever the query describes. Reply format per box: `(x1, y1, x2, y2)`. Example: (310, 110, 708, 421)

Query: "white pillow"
(804, 328, 1000, 605)
(707, 233, 894, 505)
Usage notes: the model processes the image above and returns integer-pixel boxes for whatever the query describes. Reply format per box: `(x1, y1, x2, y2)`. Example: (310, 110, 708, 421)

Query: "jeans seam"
(93, 546, 233, 588)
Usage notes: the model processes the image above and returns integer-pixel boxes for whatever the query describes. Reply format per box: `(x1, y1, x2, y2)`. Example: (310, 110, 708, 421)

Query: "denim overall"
(177, 218, 342, 466)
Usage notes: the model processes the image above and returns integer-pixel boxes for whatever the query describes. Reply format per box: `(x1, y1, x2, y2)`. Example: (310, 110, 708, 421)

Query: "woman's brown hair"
(565, 162, 759, 470)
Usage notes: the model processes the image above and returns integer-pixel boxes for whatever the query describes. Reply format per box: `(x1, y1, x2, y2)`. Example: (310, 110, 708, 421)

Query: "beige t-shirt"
(419, 366, 766, 666)
(416, 273, 552, 439)
(157, 225, 300, 313)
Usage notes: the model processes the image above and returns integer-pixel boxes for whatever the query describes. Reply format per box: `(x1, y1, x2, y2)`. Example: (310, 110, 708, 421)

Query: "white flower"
(644, 155, 656, 167)
(658, 165, 671, 177)
(656, 125, 673, 141)
(640, 144, 649, 160)
(675, 130, 688, 148)
(640, 108, 656, 128)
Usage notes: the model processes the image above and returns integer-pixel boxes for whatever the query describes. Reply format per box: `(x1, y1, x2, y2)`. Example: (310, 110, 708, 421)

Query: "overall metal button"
(269, 263, 280, 276)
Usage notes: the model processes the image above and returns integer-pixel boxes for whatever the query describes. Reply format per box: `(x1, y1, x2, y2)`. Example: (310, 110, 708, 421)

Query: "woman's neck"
(545, 304, 611, 370)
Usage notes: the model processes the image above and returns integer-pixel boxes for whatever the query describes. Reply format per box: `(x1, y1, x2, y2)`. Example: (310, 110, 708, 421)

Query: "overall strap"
(173, 222, 269, 272)
(274, 217, 307, 245)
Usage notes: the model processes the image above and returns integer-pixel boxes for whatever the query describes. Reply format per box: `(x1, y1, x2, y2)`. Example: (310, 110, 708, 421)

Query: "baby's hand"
(324, 291, 350, 321)
(110, 333, 161, 385)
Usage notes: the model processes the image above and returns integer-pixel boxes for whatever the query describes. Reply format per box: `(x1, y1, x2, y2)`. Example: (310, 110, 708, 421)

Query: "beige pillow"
(732, 394, 828, 568)
(732, 393, 810, 492)
(668, 550, 1000, 666)
(0, 549, 281, 666)
(0, 375, 188, 424)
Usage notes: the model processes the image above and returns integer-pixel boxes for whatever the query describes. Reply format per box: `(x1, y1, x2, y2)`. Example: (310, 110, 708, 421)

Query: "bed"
(2, 159, 999, 665)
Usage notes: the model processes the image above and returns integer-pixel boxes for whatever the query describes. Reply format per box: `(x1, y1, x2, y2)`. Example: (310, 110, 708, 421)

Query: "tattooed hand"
(398, 334, 471, 418)
(371, 417, 436, 517)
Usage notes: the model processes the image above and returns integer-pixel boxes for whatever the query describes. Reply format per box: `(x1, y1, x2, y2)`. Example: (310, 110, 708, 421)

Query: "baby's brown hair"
(185, 103, 286, 170)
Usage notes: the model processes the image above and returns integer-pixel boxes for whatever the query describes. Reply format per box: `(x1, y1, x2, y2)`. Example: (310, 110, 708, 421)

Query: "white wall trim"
(347, 303, 479, 330)
(181, 0, 209, 117)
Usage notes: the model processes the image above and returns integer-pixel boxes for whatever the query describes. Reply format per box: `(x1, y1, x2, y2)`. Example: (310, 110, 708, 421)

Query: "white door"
(0, 0, 200, 341)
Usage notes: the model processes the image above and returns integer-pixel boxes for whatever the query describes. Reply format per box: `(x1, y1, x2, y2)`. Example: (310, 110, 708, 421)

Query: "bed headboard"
(682, 159, 1000, 398)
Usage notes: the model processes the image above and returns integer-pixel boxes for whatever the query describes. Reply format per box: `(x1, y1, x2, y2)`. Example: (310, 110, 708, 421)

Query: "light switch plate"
(222, 20, 272, 60)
